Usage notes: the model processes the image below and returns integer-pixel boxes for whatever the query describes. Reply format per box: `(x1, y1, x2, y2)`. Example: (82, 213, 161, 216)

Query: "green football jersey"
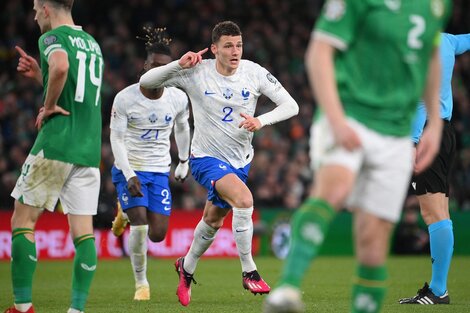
(31, 25, 103, 167)
(314, 0, 451, 136)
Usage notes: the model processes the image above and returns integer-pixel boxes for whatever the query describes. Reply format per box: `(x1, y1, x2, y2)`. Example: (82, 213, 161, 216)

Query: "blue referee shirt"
(411, 33, 470, 143)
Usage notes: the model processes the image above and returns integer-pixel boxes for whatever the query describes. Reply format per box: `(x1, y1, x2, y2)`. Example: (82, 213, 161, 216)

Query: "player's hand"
(35, 107, 45, 130)
(15, 46, 41, 83)
(178, 48, 208, 68)
(127, 176, 144, 197)
(331, 120, 361, 151)
(175, 160, 189, 182)
(239, 113, 262, 132)
(35, 105, 70, 130)
(414, 120, 442, 174)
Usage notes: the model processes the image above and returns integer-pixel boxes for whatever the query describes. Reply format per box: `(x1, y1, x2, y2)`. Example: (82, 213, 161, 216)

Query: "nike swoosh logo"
(164, 206, 171, 211)
(201, 235, 212, 240)
(204, 91, 216, 95)
(235, 228, 248, 233)
(81, 263, 97, 271)
(29, 255, 37, 262)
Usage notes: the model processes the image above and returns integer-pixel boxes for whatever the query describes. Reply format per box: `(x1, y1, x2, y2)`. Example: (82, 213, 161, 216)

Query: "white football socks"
(129, 224, 149, 287)
(184, 219, 218, 274)
(232, 207, 256, 273)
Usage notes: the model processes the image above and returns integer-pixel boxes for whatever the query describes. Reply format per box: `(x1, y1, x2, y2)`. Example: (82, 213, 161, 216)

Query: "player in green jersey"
(6, 1, 103, 313)
(265, 0, 450, 312)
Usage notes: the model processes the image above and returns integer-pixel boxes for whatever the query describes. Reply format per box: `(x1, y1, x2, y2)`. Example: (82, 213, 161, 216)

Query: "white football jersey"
(110, 83, 189, 172)
(160, 59, 286, 168)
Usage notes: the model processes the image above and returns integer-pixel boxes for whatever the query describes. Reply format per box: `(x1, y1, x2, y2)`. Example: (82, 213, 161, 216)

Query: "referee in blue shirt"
(400, 33, 470, 305)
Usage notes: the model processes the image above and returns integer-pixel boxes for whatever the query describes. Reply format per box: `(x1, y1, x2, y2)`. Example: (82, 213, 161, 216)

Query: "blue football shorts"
(111, 166, 172, 216)
(190, 156, 250, 209)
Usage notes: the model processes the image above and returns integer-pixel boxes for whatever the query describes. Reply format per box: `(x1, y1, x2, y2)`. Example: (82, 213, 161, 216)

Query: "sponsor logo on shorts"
(122, 193, 129, 205)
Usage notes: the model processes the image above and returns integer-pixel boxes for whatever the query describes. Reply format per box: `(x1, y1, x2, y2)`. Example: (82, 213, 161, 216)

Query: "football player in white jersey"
(110, 27, 190, 301)
(140, 21, 299, 306)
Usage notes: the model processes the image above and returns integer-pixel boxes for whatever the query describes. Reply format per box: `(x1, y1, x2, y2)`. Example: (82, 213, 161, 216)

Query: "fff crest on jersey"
(223, 88, 234, 100)
(165, 114, 172, 124)
(241, 88, 250, 100)
(149, 113, 158, 123)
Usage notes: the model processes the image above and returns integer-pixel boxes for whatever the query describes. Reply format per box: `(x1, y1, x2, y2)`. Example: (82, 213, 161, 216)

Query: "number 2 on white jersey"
(222, 106, 234, 122)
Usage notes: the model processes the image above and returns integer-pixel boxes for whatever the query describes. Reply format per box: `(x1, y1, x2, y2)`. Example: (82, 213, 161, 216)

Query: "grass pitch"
(1, 256, 469, 312)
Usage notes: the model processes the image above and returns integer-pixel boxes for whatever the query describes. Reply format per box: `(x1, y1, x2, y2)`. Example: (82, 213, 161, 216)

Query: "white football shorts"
(310, 116, 413, 222)
(11, 153, 100, 215)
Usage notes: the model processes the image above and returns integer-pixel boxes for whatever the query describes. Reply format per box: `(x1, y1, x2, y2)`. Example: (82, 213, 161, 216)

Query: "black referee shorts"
(412, 120, 456, 196)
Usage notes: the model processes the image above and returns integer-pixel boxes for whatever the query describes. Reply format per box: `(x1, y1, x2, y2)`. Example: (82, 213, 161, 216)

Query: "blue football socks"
(428, 219, 453, 296)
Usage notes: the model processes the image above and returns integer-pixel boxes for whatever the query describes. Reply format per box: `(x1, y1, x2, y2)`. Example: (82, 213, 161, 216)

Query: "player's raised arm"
(139, 48, 207, 89)
(178, 48, 208, 68)
(15, 46, 42, 85)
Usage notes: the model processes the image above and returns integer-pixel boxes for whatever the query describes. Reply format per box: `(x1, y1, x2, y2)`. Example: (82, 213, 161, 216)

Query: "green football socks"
(279, 198, 336, 288)
(11, 228, 37, 304)
(71, 234, 97, 311)
(351, 264, 387, 313)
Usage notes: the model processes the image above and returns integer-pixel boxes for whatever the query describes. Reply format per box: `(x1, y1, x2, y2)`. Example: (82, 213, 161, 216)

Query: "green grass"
(1, 256, 469, 312)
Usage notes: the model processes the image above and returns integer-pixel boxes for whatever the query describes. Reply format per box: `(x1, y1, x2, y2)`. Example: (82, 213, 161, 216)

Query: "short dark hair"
(212, 21, 242, 43)
(137, 26, 172, 56)
(41, 0, 74, 10)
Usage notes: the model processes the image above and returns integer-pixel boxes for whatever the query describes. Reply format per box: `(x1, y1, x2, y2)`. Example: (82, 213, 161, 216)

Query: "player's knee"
(313, 190, 346, 211)
(148, 230, 166, 242)
(231, 196, 253, 209)
(11, 208, 39, 230)
(203, 215, 224, 229)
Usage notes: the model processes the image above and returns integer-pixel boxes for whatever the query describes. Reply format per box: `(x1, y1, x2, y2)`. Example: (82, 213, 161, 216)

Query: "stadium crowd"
(1, 0, 470, 228)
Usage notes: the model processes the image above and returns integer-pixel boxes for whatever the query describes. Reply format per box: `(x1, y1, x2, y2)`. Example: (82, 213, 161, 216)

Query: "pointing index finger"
(15, 46, 28, 57)
(197, 47, 208, 55)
